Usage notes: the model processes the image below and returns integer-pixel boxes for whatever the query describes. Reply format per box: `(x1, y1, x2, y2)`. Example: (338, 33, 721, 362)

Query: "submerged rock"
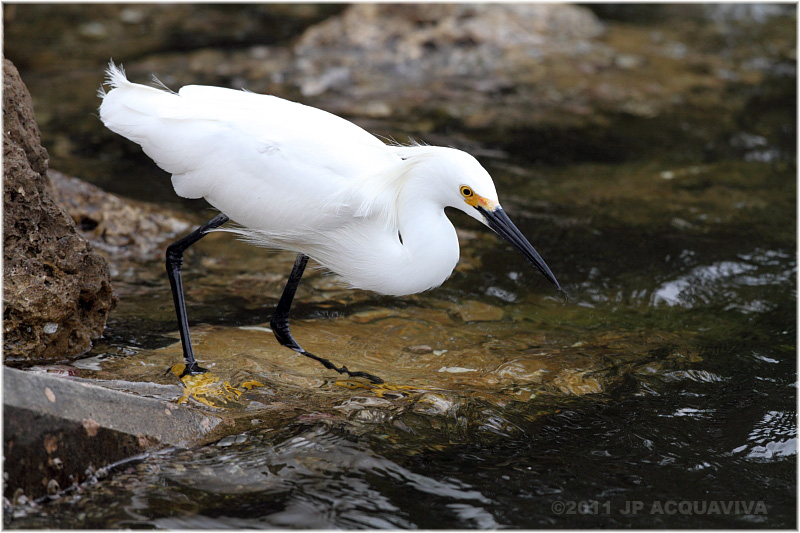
(3, 59, 116, 363)
(453, 300, 505, 322)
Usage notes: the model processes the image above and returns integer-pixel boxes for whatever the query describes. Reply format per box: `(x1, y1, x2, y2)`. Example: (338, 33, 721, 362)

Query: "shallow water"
(5, 5, 797, 529)
(10, 153, 796, 528)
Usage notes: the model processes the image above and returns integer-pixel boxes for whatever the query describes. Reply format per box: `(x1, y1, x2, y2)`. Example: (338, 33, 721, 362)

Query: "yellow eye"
(460, 186, 473, 198)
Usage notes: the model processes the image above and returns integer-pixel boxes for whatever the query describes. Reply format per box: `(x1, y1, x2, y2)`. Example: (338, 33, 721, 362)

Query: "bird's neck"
(391, 183, 460, 294)
(316, 169, 461, 297)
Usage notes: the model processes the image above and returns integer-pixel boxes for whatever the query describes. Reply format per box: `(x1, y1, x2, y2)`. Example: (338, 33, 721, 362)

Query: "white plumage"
(98, 63, 550, 297)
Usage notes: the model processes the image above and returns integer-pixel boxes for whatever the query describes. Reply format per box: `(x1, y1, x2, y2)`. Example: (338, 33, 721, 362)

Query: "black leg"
(166, 213, 229, 376)
(271, 253, 384, 384)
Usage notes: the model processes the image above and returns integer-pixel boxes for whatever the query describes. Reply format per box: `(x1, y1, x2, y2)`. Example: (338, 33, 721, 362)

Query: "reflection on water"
(743, 411, 797, 461)
(153, 424, 500, 529)
(651, 250, 795, 311)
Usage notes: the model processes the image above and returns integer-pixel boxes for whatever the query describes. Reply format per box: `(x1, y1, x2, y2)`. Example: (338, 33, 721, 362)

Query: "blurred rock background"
(4, 3, 795, 202)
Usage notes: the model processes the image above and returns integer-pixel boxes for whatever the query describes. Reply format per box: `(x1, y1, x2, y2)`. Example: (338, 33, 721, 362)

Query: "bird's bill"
(477, 205, 562, 291)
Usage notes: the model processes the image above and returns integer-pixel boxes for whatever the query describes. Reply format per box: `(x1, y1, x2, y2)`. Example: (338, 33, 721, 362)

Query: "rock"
(3, 367, 222, 500)
(404, 344, 433, 354)
(286, 4, 608, 130)
(454, 300, 505, 322)
(348, 308, 397, 324)
(551, 370, 605, 396)
(290, 4, 605, 102)
(47, 169, 191, 261)
(296, 4, 604, 59)
(3, 59, 116, 363)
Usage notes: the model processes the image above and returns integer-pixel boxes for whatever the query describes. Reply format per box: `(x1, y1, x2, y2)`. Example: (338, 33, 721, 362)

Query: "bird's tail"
(98, 61, 174, 121)
(98, 61, 175, 144)
(98, 61, 208, 197)
(100, 61, 130, 92)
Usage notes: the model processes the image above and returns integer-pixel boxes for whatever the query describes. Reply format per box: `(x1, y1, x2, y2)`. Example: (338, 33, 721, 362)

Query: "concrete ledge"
(3, 367, 221, 501)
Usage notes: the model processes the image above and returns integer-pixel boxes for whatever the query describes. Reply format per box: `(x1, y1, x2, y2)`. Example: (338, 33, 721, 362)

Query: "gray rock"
(290, 4, 605, 104)
(3, 367, 221, 500)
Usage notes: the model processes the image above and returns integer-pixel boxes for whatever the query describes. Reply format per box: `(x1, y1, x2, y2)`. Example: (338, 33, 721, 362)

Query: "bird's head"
(426, 147, 562, 291)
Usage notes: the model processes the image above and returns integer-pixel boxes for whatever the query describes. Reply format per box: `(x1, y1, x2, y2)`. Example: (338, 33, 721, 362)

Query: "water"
(4, 5, 796, 529)
(9, 154, 795, 528)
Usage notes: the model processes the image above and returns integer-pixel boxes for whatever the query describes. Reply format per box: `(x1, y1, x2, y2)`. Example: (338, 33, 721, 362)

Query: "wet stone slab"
(3, 367, 223, 502)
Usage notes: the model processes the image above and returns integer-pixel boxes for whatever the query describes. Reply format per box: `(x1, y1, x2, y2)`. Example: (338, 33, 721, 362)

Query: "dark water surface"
(5, 5, 797, 530)
(9, 154, 796, 528)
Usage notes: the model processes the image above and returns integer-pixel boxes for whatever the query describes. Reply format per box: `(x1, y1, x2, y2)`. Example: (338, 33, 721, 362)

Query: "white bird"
(99, 62, 561, 383)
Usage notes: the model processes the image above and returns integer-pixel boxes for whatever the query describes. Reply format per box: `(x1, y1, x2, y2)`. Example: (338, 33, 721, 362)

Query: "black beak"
(477, 205, 562, 291)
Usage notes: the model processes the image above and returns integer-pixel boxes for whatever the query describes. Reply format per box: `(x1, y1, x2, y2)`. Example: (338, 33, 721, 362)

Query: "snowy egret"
(99, 63, 561, 384)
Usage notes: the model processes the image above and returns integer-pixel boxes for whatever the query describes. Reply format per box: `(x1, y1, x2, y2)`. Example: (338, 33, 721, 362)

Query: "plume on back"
(98, 62, 406, 240)
(99, 64, 197, 180)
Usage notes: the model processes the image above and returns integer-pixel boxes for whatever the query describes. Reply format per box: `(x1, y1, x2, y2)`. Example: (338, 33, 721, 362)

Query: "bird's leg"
(271, 253, 384, 384)
(166, 213, 230, 377)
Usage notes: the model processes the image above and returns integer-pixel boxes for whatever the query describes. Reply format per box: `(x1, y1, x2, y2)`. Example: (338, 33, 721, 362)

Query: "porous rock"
(3, 58, 116, 363)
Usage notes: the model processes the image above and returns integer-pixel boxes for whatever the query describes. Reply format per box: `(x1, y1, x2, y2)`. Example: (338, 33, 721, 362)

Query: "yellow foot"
(335, 379, 423, 399)
(170, 364, 265, 408)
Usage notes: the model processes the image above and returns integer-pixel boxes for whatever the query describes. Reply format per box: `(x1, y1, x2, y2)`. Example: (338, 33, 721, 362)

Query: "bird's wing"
(99, 65, 403, 238)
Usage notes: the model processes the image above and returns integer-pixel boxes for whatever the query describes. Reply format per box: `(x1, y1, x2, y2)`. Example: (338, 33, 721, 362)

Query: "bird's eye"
(460, 186, 473, 197)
